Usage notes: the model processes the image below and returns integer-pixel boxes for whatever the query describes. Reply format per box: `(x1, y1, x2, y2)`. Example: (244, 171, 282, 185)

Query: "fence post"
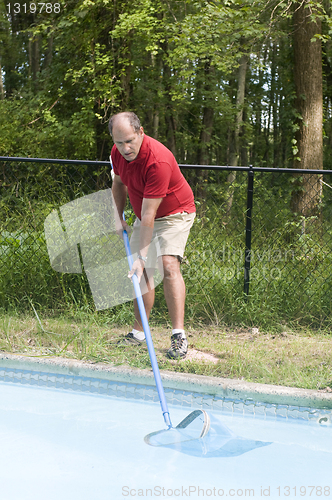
(244, 166, 254, 295)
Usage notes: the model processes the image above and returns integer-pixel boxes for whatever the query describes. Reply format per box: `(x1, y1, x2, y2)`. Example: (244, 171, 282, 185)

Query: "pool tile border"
(0, 363, 331, 424)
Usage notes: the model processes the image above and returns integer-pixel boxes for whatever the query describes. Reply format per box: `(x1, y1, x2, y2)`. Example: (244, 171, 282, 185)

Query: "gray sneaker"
(117, 332, 146, 346)
(167, 333, 188, 359)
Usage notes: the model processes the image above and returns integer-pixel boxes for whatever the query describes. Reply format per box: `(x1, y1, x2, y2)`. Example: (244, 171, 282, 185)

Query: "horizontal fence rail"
(2, 156, 332, 174)
(1, 156, 332, 328)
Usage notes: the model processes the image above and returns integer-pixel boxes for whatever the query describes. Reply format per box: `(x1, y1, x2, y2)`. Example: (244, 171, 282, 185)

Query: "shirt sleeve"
(143, 162, 172, 199)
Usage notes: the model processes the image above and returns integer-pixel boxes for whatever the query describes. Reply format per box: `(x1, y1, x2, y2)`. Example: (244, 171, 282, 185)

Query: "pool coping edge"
(0, 352, 331, 409)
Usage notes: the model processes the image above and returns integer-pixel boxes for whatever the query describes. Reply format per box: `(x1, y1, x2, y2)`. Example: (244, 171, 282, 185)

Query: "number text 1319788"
(6, 3, 61, 14)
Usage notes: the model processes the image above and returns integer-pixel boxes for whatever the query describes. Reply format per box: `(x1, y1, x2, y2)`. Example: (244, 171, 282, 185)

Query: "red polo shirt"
(111, 135, 195, 220)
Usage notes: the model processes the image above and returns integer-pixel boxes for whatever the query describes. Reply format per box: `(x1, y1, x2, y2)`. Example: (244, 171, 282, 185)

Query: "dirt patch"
(166, 348, 219, 364)
(185, 349, 219, 364)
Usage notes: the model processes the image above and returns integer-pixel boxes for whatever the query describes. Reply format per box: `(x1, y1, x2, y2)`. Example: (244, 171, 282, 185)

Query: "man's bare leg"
(162, 255, 188, 358)
(162, 255, 185, 329)
(130, 257, 187, 357)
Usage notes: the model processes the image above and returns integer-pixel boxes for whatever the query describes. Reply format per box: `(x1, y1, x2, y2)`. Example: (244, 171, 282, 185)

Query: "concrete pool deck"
(1, 351, 332, 410)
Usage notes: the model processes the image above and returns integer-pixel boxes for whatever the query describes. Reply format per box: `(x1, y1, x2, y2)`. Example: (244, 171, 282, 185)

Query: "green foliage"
(0, 0, 331, 165)
(1, 0, 332, 332)
(0, 91, 96, 159)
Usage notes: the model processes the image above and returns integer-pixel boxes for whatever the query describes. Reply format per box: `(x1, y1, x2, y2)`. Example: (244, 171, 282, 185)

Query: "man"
(109, 111, 195, 359)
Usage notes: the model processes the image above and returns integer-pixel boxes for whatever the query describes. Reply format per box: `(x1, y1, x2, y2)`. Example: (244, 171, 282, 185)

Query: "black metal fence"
(1, 156, 332, 328)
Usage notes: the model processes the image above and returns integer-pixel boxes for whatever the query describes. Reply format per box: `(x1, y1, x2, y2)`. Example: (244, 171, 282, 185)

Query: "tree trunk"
(196, 60, 215, 210)
(198, 105, 214, 165)
(229, 54, 248, 167)
(0, 60, 4, 99)
(251, 46, 267, 166)
(271, 43, 279, 168)
(153, 111, 159, 140)
(226, 53, 248, 214)
(44, 33, 54, 69)
(151, 53, 161, 140)
(291, 1, 323, 216)
(197, 59, 215, 164)
(120, 57, 131, 111)
(29, 34, 41, 92)
(162, 56, 177, 156)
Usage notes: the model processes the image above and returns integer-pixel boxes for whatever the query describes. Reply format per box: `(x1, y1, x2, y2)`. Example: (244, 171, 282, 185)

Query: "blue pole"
(122, 228, 172, 429)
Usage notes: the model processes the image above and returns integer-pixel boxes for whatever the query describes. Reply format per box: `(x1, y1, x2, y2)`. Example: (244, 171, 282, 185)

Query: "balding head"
(109, 112, 144, 162)
(109, 112, 141, 136)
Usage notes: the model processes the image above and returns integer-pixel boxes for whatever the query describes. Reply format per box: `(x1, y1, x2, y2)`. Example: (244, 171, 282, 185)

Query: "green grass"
(1, 310, 331, 392)
(1, 189, 332, 391)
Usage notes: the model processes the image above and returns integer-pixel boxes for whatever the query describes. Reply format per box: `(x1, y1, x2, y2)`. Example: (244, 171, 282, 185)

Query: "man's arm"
(128, 197, 162, 282)
(138, 197, 163, 258)
(111, 173, 130, 234)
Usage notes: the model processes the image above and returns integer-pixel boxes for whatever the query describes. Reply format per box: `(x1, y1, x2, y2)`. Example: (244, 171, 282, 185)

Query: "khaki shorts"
(130, 211, 195, 268)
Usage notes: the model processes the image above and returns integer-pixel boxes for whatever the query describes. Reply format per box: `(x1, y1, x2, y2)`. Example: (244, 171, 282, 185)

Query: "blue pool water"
(0, 368, 331, 500)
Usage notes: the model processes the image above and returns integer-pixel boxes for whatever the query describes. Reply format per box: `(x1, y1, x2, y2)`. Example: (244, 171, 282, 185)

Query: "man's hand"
(128, 257, 145, 283)
(116, 219, 132, 238)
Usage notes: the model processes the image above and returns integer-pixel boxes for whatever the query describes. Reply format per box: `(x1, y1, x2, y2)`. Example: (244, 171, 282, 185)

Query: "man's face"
(112, 119, 144, 162)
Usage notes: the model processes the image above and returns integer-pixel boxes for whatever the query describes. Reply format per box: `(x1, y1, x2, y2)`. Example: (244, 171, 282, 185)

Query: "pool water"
(0, 375, 331, 500)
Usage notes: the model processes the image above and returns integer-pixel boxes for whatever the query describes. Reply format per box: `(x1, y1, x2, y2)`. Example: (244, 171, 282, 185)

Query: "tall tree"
(291, 0, 323, 216)
(0, 59, 4, 99)
(197, 59, 215, 166)
(226, 52, 249, 213)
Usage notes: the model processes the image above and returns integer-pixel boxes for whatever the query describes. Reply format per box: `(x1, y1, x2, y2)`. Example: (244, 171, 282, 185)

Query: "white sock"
(172, 329, 186, 338)
(131, 329, 145, 341)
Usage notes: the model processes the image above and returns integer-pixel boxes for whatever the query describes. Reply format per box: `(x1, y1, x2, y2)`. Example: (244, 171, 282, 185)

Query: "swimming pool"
(0, 359, 331, 500)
